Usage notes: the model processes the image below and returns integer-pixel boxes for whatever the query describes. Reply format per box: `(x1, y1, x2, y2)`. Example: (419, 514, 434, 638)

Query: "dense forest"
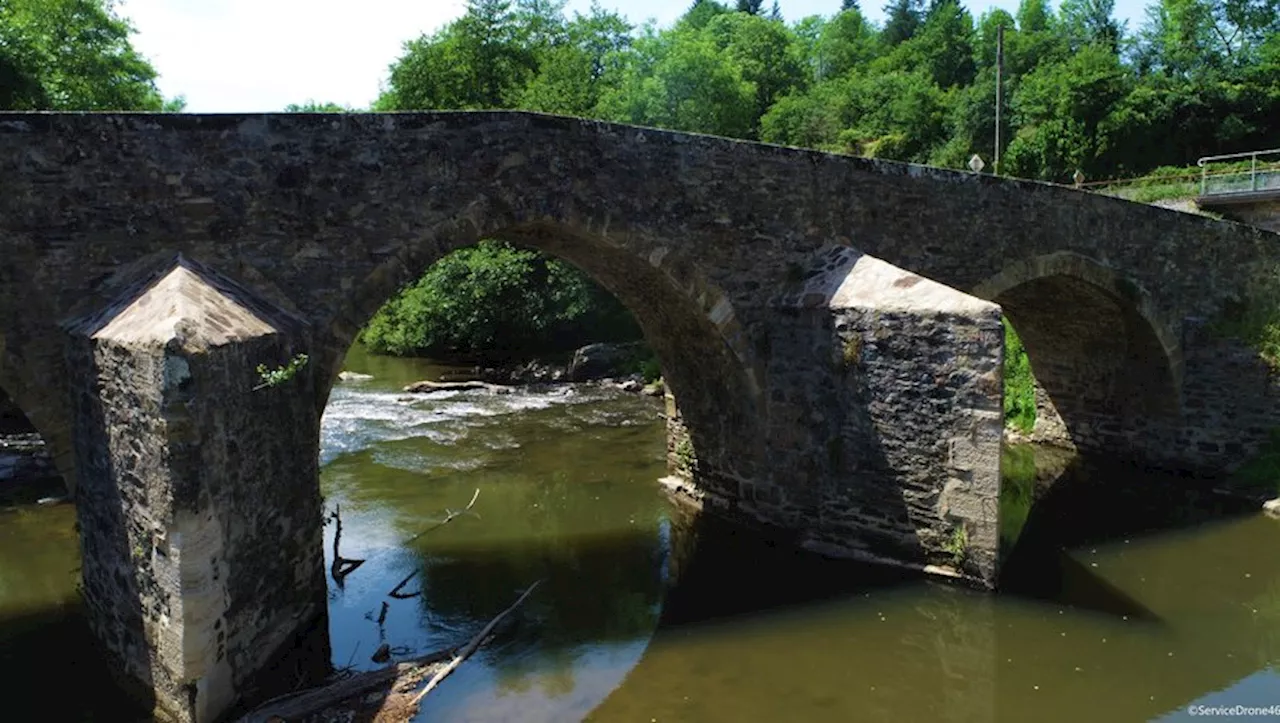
(368, 0, 1280, 182)
(4, 0, 1278, 365)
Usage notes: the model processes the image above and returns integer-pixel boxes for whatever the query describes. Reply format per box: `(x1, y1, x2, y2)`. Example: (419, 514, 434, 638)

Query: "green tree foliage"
(365, 0, 1278, 353)
(881, 0, 925, 46)
(361, 241, 639, 359)
(0, 0, 175, 110)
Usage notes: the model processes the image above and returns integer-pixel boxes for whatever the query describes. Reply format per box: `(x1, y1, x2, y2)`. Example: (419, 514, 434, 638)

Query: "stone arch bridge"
(2, 112, 1278, 722)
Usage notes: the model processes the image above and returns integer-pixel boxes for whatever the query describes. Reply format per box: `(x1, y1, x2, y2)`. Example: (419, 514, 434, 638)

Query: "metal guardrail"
(1198, 148, 1280, 197)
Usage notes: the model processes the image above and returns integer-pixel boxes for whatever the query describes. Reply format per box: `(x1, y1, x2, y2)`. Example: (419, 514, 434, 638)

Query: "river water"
(1, 346, 1278, 721)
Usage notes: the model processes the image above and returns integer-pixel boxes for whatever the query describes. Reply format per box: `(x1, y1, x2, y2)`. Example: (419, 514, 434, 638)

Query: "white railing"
(1197, 148, 1280, 197)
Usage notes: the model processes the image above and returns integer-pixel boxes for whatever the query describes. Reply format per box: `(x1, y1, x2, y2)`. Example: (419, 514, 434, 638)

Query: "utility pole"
(995, 24, 1004, 176)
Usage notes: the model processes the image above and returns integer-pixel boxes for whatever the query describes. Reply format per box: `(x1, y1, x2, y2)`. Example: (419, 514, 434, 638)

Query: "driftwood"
(402, 380, 511, 394)
(236, 648, 455, 723)
(409, 580, 543, 706)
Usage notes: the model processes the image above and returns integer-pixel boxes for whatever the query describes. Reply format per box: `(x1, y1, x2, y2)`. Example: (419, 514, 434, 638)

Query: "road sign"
(969, 154, 985, 173)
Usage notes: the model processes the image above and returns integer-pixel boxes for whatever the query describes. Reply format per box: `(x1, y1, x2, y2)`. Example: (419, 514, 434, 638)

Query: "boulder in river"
(338, 371, 374, 383)
(568, 342, 648, 382)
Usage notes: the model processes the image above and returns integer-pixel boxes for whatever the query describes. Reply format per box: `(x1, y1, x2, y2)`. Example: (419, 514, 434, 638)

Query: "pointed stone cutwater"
(65, 256, 329, 723)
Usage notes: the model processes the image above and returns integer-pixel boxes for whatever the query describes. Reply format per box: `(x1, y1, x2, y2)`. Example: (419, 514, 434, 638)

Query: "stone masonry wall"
(664, 249, 1003, 586)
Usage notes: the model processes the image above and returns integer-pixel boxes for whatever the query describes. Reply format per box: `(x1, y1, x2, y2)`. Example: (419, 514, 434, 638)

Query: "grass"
(1090, 161, 1262, 201)
(1003, 319, 1037, 434)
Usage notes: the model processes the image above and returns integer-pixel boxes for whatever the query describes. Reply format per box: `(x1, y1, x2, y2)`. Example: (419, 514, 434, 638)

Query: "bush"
(361, 241, 640, 359)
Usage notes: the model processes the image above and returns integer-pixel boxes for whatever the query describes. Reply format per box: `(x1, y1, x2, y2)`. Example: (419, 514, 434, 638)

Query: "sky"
(115, 0, 1152, 113)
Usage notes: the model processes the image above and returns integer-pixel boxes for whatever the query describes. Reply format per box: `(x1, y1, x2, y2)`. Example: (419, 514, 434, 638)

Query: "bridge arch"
(971, 252, 1183, 451)
(317, 199, 768, 497)
(0, 331, 76, 494)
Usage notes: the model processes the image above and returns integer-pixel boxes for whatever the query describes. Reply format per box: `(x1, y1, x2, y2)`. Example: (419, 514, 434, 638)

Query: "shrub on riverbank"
(361, 241, 640, 360)
(1004, 319, 1037, 433)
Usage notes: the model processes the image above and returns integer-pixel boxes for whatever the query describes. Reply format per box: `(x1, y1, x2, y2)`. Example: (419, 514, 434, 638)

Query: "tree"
(880, 0, 976, 88)
(519, 4, 631, 114)
(842, 0, 860, 9)
(0, 0, 172, 110)
(596, 29, 757, 138)
(736, 0, 764, 13)
(1003, 43, 1132, 180)
(377, 0, 536, 110)
(881, 0, 924, 46)
(703, 12, 806, 132)
(679, 0, 731, 31)
(1059, 0, 1123, 52)
(361, 241, 638, 358)
(813, 7, 878, 80)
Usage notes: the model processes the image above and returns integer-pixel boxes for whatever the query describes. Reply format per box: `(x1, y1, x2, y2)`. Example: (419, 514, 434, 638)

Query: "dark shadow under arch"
(0, 386, 66, 505)
(972, 253, 1182, 450)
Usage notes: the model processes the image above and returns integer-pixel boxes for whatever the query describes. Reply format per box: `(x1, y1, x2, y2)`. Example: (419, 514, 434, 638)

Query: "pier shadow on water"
(997, 444, 1262, 617)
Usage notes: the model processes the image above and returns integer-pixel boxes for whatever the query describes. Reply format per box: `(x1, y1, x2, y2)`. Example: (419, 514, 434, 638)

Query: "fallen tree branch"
(236, 648, 455, 723)
(409, 579, 543, 707)
(402, 380, 511, 394)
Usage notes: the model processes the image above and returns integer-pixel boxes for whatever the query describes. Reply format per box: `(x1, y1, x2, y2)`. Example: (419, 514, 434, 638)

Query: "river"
(1, 346, 1278, 721)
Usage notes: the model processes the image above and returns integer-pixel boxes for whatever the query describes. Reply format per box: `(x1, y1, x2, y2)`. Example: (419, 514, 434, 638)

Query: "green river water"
(1, 346, 1278, 722)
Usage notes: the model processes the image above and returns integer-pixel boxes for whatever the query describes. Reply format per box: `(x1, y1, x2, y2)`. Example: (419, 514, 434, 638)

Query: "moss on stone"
(841, 335, 861, 369)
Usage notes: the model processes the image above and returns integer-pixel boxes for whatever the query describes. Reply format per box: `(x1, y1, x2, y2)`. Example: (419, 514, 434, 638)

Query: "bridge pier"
(665, 250, 1004, 585)
(65, 258, 329, 722)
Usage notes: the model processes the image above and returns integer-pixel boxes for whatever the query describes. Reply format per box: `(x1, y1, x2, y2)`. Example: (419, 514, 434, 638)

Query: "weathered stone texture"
(65, 258, 327, 722)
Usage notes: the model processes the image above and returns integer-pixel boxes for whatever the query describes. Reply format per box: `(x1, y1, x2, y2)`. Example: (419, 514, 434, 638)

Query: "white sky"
(116, 0, 1151, 112)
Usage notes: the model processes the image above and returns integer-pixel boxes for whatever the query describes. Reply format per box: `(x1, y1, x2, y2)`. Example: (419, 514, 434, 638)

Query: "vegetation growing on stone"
(1211, 292, 1280, 370)
(255, 354, 310, 390)
(943, 522, 969, 568)
(674, 437, 696, 470)
(1003, 318, 1037, 433)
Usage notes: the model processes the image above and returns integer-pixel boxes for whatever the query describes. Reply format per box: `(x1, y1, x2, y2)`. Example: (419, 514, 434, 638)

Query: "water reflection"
(0, 346, 1278, 721)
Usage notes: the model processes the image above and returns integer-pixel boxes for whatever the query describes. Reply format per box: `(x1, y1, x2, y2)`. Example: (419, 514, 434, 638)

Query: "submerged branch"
(382, 488, 482, 599)
(330, 504, 365, 586)
(403, 488, 481, 545)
